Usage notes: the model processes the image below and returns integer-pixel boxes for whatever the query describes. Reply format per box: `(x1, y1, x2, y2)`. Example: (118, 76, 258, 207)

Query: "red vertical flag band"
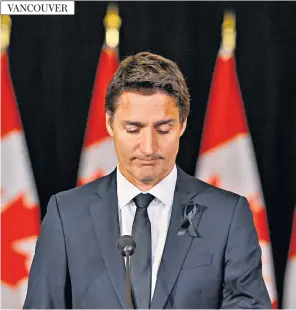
(283, 207, 296, 308)
(1, 15, 40, 309)
(195, 12, 277, 308)
(77, 4, 121, 186)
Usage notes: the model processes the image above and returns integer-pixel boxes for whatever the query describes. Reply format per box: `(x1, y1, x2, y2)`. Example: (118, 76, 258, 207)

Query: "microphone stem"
(126, 254, 132, 310)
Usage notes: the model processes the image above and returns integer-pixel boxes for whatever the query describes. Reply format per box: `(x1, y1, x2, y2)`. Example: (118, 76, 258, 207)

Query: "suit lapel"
(151, 168, 206, 309)
(150, 191, 192, 309)
(88, 170, 127, 309)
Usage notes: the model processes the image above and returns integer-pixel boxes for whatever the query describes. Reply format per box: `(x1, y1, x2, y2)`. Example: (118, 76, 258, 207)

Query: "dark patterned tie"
(131, 193, 154, 309)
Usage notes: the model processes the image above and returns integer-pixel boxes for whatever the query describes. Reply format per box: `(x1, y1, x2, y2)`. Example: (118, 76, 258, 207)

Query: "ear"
(180, 118, 187, 137)
(106, 112, 114, 137)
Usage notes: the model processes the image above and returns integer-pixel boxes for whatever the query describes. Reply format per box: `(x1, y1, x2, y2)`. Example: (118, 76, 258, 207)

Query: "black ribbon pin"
(177, 201, 207, 238)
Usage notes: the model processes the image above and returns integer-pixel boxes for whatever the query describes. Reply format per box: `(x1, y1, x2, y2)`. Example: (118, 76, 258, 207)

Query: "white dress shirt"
(117, 165, 177, 298)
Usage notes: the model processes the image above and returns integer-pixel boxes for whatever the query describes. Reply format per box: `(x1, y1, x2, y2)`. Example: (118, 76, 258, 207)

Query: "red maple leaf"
(207, 175, 221, 188)
(206, 175, 270, 243)
(271, 300, 278, 309)
(1, 193, 40, 287)
(77, 168, 106, 186)
(205, 175, 276, 307)
(248, 193, 270, 243)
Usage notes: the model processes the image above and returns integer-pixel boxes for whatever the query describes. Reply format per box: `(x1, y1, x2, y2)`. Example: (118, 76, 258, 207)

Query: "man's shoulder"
(180, 168, 241, 200)
(180, 169, 243, 213)
(52, 171, 115, 211)
(181, 172, 249, 233)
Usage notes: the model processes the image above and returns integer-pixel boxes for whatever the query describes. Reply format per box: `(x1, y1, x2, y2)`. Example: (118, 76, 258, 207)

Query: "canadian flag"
(77, 45, 118, 186)
(283, 207, 296, 308)
(1, 52, 40, 307)
(195, 51, 277, 307)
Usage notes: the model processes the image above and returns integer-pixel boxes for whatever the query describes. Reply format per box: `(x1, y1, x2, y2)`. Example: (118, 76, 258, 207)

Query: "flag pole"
(104, 3, 121, 49)
(220, 11, 236, 60)
(1, 15, 12, 53)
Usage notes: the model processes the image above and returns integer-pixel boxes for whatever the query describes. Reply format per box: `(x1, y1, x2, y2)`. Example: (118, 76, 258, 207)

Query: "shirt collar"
(117, 165, 177, 210)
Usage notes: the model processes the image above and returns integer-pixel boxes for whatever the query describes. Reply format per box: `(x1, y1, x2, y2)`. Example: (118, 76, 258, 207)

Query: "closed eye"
(124, 119, 175, 135)
(126, 129, 139, 134)
(157, 130, 169, 135)
(156, 123, 172, 135)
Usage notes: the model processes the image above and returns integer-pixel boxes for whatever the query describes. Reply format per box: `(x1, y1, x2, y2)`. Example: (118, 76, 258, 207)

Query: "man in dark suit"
(24, 52, 271, 309)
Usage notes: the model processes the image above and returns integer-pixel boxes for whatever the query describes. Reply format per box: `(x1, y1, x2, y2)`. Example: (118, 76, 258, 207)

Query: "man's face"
(106, 91, 187, 187)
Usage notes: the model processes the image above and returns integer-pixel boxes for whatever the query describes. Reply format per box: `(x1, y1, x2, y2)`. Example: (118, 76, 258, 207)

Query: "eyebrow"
(123, 121, 144, 127)
(123, 119, 176, 127)
(154, 119, 176, 126)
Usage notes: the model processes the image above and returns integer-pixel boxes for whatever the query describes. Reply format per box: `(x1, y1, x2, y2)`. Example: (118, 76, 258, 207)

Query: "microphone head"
(117, 235, 136, 256)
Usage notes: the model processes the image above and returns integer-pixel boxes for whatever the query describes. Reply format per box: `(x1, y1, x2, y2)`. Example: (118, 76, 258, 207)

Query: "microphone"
(117, 235, 136, 310)
(117, 235, 136, 256)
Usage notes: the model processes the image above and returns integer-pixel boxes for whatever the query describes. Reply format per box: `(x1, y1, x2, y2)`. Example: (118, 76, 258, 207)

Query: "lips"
(137, 159, 158, 165)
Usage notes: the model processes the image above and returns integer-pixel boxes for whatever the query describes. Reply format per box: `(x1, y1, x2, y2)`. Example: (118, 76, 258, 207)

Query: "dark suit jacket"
(24, 167, 271, 309)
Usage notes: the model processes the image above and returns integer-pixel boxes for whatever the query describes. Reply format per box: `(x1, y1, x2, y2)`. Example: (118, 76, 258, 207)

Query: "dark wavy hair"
(105, 51, 190, 123)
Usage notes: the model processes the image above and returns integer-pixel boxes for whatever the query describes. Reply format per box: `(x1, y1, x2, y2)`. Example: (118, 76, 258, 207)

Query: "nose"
(139, 128, 157, 156)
